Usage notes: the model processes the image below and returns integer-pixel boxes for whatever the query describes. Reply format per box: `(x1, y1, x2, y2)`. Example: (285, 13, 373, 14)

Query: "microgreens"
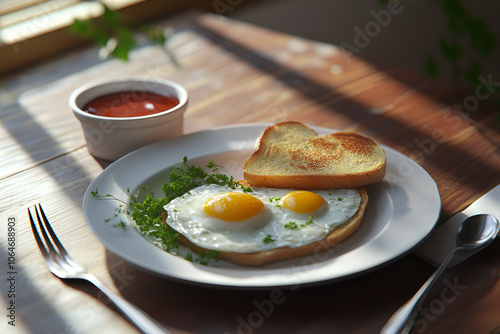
(263, 234, 276, 244)
(284, 216, 314, 230)
(300, 216, 314, 228)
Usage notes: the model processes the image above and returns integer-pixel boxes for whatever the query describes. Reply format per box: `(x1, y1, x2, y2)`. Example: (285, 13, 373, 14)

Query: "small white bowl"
(70, 77, 188, 161)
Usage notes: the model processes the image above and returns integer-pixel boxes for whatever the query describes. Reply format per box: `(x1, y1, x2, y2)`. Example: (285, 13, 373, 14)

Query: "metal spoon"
(381, 214, 499, 334)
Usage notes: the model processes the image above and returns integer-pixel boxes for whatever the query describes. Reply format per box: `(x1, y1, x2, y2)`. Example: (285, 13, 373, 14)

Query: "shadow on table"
(103, 240, 498, 334)
(0, 242, 75, 333)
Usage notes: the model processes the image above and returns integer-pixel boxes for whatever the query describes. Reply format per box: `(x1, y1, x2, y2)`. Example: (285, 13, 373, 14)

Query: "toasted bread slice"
(243, 121, 386, 189)
(176, 187, 368, 266)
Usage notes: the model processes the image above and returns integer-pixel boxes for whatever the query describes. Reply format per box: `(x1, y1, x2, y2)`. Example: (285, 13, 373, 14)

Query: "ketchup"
(83, 91, 179, 118)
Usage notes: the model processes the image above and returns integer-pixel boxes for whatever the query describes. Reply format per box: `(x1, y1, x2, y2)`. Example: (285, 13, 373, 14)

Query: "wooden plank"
(0, 147, 139, 333)
(1, 11, 500, 334)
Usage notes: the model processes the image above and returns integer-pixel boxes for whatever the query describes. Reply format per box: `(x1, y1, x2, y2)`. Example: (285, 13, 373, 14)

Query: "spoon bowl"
(457, 214, 499, 248)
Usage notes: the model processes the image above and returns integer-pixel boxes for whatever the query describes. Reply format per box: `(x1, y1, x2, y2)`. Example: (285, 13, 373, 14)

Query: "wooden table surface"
(1, 11, 499, 334)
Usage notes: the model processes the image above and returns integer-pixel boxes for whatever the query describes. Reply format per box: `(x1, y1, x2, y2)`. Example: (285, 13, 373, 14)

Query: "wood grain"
(0, 11, 499, 334)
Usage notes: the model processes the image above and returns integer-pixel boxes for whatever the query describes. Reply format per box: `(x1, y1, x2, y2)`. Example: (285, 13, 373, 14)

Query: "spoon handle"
(380, 248, 461, 334)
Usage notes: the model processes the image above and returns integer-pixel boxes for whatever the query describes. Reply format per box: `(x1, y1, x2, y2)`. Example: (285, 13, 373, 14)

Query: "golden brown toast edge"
(243, 121, 386, 189)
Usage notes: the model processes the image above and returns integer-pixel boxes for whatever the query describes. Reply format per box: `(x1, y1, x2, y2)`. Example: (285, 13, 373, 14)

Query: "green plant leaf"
(424, 56, 439, 78)
(66, 4, 179, 65)
(463, 61, 481, 86)
(443, 0, 468, 34)
(102, 4, 121, 27)
(467, 17, 497, 57)
(440, 37, 463, 61)
(144, 25, 167, 45)
(112, 30, 136, 61)
(70, 19, 108, 46)
(69, 19, 92, 37)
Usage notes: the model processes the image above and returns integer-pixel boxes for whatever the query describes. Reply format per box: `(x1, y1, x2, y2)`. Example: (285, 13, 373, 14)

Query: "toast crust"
(243, 121, 386, 189)
(177, 187, 368, 266)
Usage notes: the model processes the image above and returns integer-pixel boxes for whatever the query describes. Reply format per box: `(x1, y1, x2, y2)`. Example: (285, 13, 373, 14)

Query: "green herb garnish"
(300, 216, 314, 228)
(284, 216, 313, 230)
(92, 156, 247, 265)
(263, 234, 276, 244)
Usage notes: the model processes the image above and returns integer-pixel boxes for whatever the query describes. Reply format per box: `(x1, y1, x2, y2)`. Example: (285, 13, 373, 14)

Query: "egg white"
(164, 184, 361, 253)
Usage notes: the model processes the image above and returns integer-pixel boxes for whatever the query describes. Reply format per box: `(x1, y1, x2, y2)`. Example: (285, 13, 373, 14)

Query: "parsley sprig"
(263, 234, 276, 244)
(284, 216, 314, 230)
(92, 156, 249, 264)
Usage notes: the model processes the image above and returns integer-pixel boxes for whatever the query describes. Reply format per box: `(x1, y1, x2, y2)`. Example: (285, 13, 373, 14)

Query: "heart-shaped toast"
(243, 121, 386, 189)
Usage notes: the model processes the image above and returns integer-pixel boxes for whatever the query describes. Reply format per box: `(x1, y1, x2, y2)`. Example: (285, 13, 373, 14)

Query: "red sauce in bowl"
(83, 91, 179, 118)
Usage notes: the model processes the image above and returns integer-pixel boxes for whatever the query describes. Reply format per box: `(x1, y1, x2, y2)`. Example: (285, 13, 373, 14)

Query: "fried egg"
(164, 184, 361, 253)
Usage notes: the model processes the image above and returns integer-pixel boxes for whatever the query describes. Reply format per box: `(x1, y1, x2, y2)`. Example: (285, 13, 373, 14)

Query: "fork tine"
(35, 204, 79, 269)
(36, 204, 69, 257)
(34, 204, 59, 257)
(28, 207, 50, 259)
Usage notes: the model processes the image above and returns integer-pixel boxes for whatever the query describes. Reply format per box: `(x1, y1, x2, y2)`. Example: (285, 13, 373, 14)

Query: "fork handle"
(88, 275, 172, 334)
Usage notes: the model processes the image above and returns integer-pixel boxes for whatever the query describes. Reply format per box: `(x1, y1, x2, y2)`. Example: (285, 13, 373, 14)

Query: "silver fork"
(28, 203, 172, 334)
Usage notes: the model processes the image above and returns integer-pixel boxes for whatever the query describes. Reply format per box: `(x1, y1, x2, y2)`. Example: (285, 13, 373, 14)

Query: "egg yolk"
(282, 191, 325, 213)
(203, 192, 264, 222)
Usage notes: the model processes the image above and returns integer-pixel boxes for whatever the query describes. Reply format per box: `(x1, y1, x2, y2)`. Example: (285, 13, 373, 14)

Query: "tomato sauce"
(83, 91, 179, 117)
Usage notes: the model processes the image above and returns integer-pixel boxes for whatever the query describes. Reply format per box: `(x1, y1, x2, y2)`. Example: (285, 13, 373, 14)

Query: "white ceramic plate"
(82, 123, 441, 288)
